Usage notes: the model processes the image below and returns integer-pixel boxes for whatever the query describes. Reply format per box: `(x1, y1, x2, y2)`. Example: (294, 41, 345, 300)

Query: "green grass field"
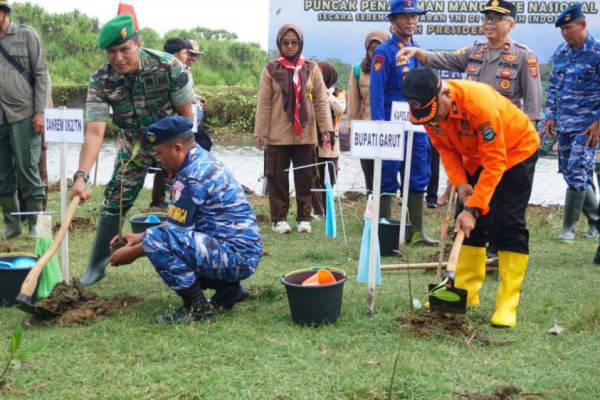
(1, 186, 599, 399)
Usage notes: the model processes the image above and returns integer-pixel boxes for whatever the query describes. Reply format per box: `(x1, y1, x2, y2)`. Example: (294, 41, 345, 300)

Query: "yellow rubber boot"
(491, 251, 529, 328)
(454, 245, 487, 306)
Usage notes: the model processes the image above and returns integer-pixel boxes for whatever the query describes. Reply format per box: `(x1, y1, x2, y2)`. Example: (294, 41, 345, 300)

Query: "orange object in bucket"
(301, 269, 336, 286)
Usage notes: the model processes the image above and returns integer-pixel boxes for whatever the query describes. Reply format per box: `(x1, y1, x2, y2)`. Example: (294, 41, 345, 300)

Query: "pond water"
(47, 142, 568, 205)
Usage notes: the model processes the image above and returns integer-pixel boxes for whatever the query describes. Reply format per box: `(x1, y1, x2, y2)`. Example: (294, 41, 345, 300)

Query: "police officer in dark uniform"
(369, 0, 438, 246)
(397, 0, 542, 122)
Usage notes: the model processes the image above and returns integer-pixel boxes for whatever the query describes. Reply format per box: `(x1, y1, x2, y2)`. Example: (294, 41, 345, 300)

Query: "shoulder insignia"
(455, 48, 466, 55)
(526, 58, 538, 78)
(177, 72, 189, 86)
(481, 127, 496, 142)
(503, 54, 518, 62)
(374, 54, 385, 72)
(500, 79, 511, 90)
(402, 66, 410, 73)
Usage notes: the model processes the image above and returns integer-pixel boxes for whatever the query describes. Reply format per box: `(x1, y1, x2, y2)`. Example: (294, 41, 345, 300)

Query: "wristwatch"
(463, 206, 481, 218)
(73, 170, 89, 183)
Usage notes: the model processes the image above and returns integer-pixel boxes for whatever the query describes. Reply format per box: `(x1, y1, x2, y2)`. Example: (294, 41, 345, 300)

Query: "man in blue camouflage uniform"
(109, 116, 262, 323)
(545, 3, 600, 242)
(369, 0, 437, 245)
(71, 14, 195, 286)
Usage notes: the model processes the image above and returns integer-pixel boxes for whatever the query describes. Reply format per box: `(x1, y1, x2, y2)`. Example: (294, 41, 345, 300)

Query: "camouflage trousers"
(142, 225, 256, 291)
(101, 142, 156, 217)
(557, 131, 597, 191)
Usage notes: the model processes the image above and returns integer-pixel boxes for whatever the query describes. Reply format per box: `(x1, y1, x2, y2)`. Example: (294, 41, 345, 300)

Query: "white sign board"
(350, 120, 405, 160)
(390, 101, 427, 134)
(45, 108, 84, 144)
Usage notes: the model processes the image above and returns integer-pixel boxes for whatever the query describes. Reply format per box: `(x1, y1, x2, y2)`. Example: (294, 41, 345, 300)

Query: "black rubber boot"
(0, 193, 22, 240)
(210, 281, 249, 310)
(155, 284, 217, 324)
(80, 214, 121, 286)
(24, 198, 43, 239)
(581, 187, 599, 239)
(557, 188, 585, 241)
(407, 192, 439, 246)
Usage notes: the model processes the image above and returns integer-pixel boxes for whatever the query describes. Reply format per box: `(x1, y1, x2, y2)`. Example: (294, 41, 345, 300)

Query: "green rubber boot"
(80, 214, 121, 286)
(407, 192, 439, 246)
(557, 188, 585, 242)
(0, 193, 22, 240)
(581, 187, 599, 239)
(24, 198, 43, 239)
(379, 195, 392, 219)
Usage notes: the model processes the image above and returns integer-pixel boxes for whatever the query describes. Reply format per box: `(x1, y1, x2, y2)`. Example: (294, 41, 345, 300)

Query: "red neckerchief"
(278, 54, 306, 138)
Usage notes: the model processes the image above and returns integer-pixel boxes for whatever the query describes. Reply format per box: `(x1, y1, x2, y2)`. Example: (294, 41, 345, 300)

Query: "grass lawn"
(1, 185, 599, 399)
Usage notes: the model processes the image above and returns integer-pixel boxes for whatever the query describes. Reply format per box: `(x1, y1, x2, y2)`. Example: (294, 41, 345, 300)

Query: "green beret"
(98, 14, 136, 50)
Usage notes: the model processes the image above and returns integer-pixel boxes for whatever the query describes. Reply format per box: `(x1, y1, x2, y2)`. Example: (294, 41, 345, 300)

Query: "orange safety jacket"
(424, 80, 539, 215)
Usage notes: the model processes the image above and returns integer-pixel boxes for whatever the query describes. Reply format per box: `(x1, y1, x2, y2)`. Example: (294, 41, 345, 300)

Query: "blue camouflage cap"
(556, 3, 583, 27)
(388, 0, 427, 16)
(144, 116, 193, 145)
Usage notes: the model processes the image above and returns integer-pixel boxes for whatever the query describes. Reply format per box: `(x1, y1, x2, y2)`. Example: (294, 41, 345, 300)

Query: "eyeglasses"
(483, 13, 507, 22)
(281, 40, 299, 48)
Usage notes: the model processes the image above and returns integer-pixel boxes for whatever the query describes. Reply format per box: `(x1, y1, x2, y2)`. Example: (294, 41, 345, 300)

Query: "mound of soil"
(29, 279, 142, 326)
(0, 241, 29, 253)
(395, 311, 513, 347)
(342, 191, 364, 202)
(456, 385, 522, 400)
(47, 179, 73, 193)
(52, 216, 96, 233)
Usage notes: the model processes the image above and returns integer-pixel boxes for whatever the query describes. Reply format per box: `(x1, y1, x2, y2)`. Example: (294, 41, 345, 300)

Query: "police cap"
(98, 14, 137, 50)
(144, 116, 193, 145)
(401, 67, 442, 125)
(556, 3, 584, 27)
(388, 0, 427, 17)
(482, 0, 517, 19)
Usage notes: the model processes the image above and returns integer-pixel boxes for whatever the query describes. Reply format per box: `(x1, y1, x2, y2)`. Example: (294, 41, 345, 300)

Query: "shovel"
(16, 197, 80, 314)
(428, 230, 467, 313)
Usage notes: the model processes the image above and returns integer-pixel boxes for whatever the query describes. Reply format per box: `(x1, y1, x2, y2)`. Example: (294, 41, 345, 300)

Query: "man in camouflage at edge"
(71, 14, 194, 286)
(109, 116, 262, 324)
(545, 3, 600, 243)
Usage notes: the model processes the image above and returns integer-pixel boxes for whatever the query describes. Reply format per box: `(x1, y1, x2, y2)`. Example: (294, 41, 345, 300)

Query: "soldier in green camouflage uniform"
(71, 14, 194, 286)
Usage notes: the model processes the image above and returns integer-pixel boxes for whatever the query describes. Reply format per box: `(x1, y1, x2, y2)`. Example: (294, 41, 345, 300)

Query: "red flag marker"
(117, 2, 139, 31)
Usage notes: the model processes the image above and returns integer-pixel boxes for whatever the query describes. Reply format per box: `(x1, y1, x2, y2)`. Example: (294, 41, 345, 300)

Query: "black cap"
(482, 0, 517, 18)
(401, 67, 441, 125)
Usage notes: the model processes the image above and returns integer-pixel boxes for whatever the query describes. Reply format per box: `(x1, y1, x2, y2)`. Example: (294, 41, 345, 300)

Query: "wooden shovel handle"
(446, 230, 465, 274)
(18, 197, 80, 300)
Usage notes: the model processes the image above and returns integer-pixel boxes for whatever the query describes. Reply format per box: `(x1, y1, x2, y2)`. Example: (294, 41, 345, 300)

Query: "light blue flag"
(324, 162, 337, 238)
(357, 196, 382, 284)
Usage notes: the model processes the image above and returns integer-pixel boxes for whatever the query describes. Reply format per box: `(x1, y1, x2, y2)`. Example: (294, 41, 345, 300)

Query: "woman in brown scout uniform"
(254, 24, 333, 234)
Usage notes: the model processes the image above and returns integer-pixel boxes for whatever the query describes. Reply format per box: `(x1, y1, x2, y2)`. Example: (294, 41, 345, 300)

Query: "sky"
(22, 0, 270, 49)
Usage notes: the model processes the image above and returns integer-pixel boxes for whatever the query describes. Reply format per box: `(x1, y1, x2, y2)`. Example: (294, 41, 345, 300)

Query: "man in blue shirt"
(369, 0, 437, 245)
(109, 116, 263, 324)
(545, 3, 600, 243)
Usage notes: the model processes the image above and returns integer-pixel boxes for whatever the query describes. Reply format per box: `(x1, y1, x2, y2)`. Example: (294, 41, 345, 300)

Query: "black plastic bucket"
(281, 268, 346, 326)
(0, 254, 37, 306)
(129, 213, 167, 234)
(378, 219, 412, 256)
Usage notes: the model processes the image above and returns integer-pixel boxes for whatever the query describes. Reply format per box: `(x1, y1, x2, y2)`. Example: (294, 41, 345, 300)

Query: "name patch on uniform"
(374, 54, 384, 72)
(167, 204, 188, 224)
(527, 58, 538, 78)
(503, 54, 518, 62)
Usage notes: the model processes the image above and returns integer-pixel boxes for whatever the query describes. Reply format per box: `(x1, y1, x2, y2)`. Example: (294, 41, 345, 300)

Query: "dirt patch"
(47, 179, 73, 193)
(52, 216, 97, 233)
(28, 279, 142, 326)
(343, 191, 364, 202)
(0, 241, 29, 253)
(455, 385, 523, 400)
(395, 311, 513, 347)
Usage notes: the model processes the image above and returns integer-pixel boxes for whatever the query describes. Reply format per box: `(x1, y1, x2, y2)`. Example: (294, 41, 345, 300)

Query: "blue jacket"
(369, 34, 421, 121)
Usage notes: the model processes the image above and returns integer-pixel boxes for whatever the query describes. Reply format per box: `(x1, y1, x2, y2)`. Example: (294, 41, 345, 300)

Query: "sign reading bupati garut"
(270, 1, 599, 64)
(351, 120, 405, 160)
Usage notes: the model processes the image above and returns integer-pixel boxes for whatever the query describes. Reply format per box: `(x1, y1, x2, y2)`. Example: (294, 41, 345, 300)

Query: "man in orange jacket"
(402, 67, 539, 328)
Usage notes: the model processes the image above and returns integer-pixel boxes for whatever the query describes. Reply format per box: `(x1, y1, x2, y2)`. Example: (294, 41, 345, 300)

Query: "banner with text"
(269, 1, 599, 64)
(45, 108, 84, 144)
